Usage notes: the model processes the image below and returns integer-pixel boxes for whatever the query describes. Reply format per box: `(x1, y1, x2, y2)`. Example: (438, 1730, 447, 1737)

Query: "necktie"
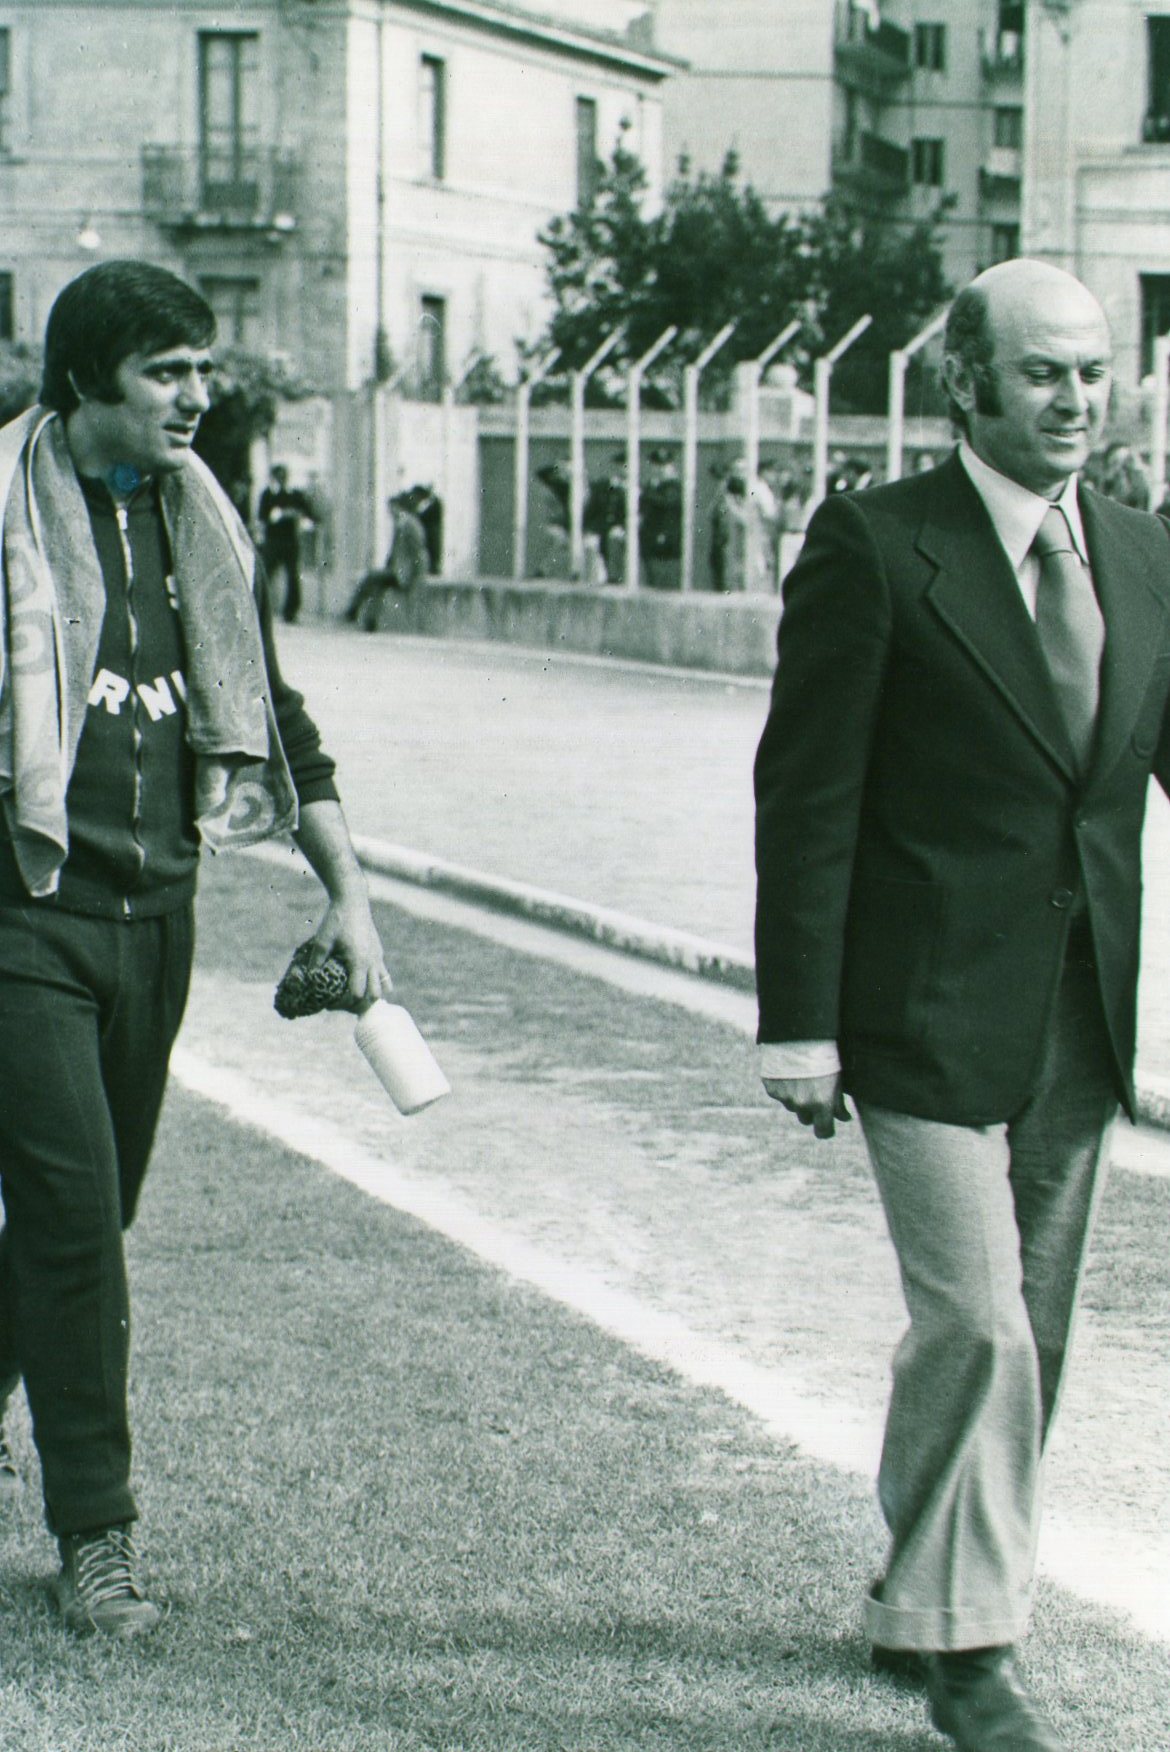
(1031, 505, 1105, 771)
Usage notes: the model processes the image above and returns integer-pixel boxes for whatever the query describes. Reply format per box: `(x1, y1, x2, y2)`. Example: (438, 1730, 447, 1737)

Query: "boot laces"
(73, 1528, 145, 1606)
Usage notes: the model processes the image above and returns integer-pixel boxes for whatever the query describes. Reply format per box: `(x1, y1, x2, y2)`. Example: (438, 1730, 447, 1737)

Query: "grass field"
(0, 1072, 1163, 1749)
(0, 848, 1167, 1750)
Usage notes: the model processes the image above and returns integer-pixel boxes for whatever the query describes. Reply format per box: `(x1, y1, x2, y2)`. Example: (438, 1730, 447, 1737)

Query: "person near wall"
(754, 258, 1170, 1751)
(0, 260, 392, 1637)
(343, 491, 430, 631)
(257, 462, 315, 625)
(1097, 439, 1151, 511)
(639, 447, 683, 589)
(709, 458, 776, 592)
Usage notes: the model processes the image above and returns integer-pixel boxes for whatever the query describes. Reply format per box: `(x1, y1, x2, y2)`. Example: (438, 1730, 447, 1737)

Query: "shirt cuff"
(758, 1040, 841, 1081)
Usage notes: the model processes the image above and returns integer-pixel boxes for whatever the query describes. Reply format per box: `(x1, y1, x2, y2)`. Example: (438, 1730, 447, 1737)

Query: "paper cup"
(353, 1001, 451, 1115)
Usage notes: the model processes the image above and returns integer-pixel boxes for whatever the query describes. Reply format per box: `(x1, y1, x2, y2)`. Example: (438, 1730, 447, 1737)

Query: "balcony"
(835, 11, 911, 95)
(142, 145, 299, 236)
(979, 145, 1022, 202)
(980, 29, 1025, 83)
(833, 131, 910, 199)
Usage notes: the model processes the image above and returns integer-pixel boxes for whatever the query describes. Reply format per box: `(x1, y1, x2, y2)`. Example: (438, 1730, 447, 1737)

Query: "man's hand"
(763, 1072, 851, 1140)
(306, 889, 393, 1012)
(293, 799, 393, 1012)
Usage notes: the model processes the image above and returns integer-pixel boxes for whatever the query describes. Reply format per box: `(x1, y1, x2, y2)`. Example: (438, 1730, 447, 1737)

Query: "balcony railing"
(833, 131, 910, 198)
(980, 146, 1022, 202)
(979, 29, 1025, 81)
(835, 7, 911, 92)
(142, 145, 299, 233)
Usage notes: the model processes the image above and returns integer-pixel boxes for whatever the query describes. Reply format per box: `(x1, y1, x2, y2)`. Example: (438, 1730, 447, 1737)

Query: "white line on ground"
(169, 1043, 1170, 1645)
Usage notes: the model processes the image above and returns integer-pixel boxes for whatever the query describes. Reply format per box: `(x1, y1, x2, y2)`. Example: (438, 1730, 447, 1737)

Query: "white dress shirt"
(759, 444, 1093, 1085)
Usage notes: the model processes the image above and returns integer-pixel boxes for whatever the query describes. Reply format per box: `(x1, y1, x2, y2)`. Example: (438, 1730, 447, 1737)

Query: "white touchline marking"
(169, 1043, 1170, 1646)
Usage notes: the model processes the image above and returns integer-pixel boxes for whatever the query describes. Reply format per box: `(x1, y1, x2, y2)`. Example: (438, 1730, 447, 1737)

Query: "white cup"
(353, 1001, 451, 1115)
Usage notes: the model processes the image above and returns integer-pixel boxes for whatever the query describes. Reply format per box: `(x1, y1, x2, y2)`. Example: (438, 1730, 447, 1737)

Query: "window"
(1141, 273, 1170, 376)
(914, 23, 946, 72)
(0, 272, 13, 342)
(418, 295, 447, 401)
(199, 276, 261, 346)
(990, 224, 1019, 263)
(419, 55, 446, 180)
(199, 32, 260, 212)
(576, 95, 599, 208)
(1147, 17, 1170, 140)
(0, 30, 10, 153)
(911, 137, 945, 187)
(993, 107, 1023, 150)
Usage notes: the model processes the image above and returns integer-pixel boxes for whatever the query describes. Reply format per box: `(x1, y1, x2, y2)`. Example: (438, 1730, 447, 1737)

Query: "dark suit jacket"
(754, 453, 1170, 1124)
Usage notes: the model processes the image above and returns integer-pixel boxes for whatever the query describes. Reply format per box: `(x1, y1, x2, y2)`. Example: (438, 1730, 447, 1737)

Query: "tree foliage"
(532, 142, 952, 411)
(193, 346, 315, 500)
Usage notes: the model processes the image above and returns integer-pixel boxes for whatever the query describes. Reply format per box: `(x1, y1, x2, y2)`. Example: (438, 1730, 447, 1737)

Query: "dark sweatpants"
(0, 903, 194, 1535)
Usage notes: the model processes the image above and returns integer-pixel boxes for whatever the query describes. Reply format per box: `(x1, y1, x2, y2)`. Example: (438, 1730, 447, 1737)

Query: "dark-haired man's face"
(70, 345, 214, 479)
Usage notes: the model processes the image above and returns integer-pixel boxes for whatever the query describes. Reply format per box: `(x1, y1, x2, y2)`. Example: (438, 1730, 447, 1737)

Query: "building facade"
(1022, 0, 1170, 393)
(0, 1, 672, 392)
(650, 0, 1025, 291)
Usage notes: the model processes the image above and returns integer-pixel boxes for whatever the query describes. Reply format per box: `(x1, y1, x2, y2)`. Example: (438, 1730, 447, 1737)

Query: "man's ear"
(941, 352, 975, 419)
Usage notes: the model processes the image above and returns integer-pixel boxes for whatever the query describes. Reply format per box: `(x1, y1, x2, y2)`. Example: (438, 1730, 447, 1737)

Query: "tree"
(532, 144, 952, 412)
(0, 342, 42, 424)
(193, 347, 315, 509)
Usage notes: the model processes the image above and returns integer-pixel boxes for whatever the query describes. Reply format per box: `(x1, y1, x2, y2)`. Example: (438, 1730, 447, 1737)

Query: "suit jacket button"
(1050, 887, 1074, 909)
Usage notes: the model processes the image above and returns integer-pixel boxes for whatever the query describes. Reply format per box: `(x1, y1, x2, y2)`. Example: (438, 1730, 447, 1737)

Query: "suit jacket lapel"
(1081, 487, 1170, 786)
(918, 457, 1079, 779)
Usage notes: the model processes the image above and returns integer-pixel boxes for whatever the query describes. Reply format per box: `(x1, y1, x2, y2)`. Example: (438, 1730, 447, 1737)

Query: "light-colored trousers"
(858, 925, 1118, 1652)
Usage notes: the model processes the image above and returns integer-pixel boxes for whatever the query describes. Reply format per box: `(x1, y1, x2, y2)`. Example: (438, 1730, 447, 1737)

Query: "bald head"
(942, 258, 1112, 496)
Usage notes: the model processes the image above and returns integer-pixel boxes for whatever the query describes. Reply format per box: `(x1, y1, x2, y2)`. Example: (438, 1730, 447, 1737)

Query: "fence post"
(811, 314, 873, 509)
(512, 349, 560, 581)
(885, 308, 948, 483)
(681, 321, 737, 593)
(623, 326, 678, 590)
(570, 330, 621, 581)
(1151, 333, 1170, 510)
(744, 320, 801, 590)
(745, 320, 801, 486)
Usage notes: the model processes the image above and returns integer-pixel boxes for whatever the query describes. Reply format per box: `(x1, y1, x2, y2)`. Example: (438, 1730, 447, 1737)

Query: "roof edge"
(388, 0, 688, 79)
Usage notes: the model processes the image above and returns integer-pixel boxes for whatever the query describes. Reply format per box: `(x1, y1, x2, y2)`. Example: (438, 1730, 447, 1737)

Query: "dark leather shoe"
(927, 1646, 1065, 1750)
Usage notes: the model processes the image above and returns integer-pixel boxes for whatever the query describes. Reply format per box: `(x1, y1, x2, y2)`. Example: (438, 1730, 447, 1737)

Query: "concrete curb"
(351, 834, 1170, 1133)
(350, 835, 755, 992)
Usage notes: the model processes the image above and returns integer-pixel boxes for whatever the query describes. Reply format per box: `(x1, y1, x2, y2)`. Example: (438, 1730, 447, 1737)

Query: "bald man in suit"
(754, 260, 1170, 1751)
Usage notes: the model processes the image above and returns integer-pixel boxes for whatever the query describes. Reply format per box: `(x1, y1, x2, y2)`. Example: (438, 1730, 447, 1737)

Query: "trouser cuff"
(47, 1490, 138, 1540)
(864, 1584, 1028, 1653)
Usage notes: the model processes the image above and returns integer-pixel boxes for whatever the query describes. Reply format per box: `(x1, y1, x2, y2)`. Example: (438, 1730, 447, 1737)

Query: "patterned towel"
(0, 407, 297, 897)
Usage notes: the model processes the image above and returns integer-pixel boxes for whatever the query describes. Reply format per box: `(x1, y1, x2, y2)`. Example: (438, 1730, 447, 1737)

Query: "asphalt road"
(276, 623, 1170, 1081)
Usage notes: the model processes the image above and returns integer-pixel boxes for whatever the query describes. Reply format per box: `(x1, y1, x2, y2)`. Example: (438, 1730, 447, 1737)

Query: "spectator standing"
(639, 447, 683, 589)
(257, 462, 315, 624)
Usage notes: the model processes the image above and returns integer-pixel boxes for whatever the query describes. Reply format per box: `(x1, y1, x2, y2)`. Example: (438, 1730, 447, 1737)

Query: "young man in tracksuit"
(0, 260, 392, 1635)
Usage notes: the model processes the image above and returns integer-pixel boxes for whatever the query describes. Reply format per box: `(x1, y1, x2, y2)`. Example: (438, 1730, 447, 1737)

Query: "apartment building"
(651, 0, 1025, 289)
(0, 1, 672, 391)
(1023, 0, 1170, 391)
